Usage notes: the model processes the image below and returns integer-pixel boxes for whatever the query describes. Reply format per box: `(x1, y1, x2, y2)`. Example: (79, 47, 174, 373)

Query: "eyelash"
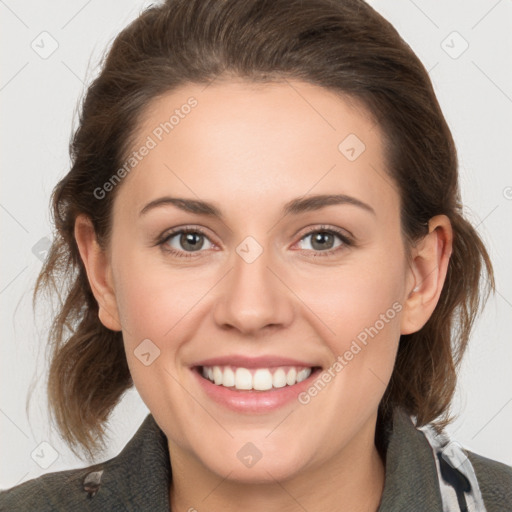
(156, 225, 354, 259)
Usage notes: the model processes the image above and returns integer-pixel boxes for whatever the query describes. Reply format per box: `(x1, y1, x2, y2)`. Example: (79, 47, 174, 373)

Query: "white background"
(1, 0, 511, 489)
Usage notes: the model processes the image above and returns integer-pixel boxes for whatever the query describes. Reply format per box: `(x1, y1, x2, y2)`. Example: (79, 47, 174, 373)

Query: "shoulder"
(466, 450, 512, 510)
(383, 407, 512, 512)
(0, 414, 170, 512)
(0, 462, 110, 512)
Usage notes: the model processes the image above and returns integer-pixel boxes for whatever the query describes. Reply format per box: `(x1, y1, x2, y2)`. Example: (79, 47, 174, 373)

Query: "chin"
(184, 429, 320, 484)
(202, 450, 313, 484)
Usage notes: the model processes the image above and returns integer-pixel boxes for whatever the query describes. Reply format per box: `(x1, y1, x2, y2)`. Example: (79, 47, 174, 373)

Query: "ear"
(74, 214, 122, 332)
(400, 215, 453, 335)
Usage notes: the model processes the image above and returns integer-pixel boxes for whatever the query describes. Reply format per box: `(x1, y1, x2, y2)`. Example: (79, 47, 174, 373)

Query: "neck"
(168, 414, 386, 512)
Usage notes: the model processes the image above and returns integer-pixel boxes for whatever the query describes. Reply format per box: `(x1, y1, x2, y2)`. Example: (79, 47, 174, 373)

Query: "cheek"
(111, 245, 206, 343)
(291, 269, 403, 445)
(291, 248, 406, 396)
(110, 248, 206, 439)
(295, 250, 406, 342)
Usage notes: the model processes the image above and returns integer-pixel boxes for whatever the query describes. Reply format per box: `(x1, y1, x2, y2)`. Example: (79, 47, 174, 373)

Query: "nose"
(212, 244, 295, 336)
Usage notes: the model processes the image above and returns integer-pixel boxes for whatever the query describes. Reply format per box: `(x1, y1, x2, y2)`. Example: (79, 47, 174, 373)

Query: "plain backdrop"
(1, 0, 511, 489)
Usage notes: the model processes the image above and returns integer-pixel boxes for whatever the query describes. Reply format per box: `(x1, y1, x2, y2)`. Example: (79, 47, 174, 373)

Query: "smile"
(191, 355, 323, 412)
(201, 365, 313, 391)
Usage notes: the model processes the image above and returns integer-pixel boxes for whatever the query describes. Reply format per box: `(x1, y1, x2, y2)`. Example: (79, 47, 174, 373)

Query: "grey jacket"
(1, 408, 511, 511)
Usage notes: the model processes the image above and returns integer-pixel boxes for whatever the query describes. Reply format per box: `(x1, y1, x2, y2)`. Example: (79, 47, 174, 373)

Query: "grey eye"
(298, 231, 343, 251)
(165, 231, 214, 252)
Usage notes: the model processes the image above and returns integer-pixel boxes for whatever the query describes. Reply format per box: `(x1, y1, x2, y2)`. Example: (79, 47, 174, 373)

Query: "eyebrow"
(139, 193, 376, 219)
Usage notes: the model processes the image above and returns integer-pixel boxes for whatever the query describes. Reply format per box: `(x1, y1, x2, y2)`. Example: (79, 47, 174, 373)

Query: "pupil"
(182, 233, 203, 251)
(178, 232, 334, 252)
(312, 232, 333, 250)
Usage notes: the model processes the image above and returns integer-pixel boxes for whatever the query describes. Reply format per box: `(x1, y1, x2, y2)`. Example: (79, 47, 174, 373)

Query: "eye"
(156, 225, 353, 259)
(159, 227, 214, 258)
(295, 226, 353, 257)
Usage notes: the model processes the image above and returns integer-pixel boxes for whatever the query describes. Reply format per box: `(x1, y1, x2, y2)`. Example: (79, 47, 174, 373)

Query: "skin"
(75, 79, 453, 511)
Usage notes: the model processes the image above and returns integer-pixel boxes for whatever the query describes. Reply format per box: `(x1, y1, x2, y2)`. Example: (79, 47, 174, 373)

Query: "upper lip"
(193, 355, 320, 369)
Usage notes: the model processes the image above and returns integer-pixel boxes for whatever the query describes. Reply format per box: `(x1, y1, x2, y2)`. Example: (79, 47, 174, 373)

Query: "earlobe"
(400, 215, 453, 335)
(74, 214, 122, 332)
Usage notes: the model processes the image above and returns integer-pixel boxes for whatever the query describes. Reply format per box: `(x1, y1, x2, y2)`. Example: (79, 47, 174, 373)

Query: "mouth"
(190, 357, 323, 413)
(196, 365, 321, 391)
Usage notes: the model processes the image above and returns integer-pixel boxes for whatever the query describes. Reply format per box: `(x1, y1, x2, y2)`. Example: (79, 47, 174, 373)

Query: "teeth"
(286, 368, 297, 386)
(272, 368, 287, 388)
(223, 367, 235, 387)
(253, 369, 273, 391)
(201, 365, 313, 390)
(213, 366, 223, 385)
(235, 368, 252, 390)
(296, 368, 310, 383)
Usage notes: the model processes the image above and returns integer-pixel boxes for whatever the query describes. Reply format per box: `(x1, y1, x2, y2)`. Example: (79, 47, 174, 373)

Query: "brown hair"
(33, 0, 494, 459)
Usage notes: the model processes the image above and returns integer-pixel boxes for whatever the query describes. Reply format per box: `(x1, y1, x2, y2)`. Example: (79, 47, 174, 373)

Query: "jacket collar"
(378, 407, 443, 511)
(91, 407, 442, 511)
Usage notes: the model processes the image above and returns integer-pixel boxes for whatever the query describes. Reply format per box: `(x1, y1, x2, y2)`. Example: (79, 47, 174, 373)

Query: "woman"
(1, 0, 510, 510)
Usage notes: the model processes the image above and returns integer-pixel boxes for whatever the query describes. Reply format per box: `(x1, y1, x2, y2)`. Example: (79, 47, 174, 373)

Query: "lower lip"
(192, 368, 322, 413)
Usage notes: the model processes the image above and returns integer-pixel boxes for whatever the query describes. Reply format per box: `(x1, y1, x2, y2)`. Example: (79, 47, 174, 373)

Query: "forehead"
(114, 79, 399, 223)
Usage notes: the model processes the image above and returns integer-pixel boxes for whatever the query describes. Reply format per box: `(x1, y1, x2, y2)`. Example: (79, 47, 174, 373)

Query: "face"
(101, 80, 415, 482)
